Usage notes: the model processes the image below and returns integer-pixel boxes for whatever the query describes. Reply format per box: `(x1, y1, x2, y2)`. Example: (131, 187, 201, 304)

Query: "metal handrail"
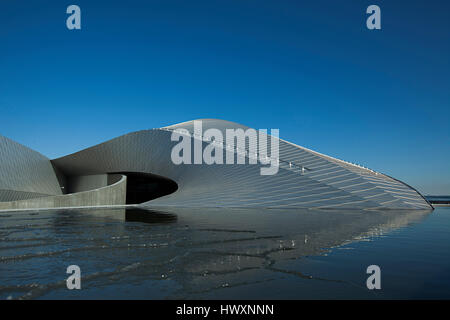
(160, 128, 309, 174)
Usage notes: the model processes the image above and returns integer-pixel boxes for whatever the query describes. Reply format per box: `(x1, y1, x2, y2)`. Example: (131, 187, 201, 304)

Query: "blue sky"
(0, 0, 449, 194)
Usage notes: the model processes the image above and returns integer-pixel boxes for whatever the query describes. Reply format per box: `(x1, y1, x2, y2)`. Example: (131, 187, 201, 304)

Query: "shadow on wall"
(113, 172, 178, 205)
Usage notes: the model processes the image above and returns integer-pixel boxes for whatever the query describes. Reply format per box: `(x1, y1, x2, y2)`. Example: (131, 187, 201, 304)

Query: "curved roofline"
(162, 118, 247, 128)
(0, 134, 52, 160)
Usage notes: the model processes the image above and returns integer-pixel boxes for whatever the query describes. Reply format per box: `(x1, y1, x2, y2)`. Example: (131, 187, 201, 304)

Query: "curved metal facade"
(47, 119, 432, 210)
(0, 136, 62, 202)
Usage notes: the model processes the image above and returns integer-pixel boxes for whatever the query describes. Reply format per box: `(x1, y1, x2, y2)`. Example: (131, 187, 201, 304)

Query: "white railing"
(159, 127, 310, 175)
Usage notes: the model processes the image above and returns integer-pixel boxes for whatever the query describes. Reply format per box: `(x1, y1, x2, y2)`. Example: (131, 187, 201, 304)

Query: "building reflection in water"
(0, 206, 432, 299)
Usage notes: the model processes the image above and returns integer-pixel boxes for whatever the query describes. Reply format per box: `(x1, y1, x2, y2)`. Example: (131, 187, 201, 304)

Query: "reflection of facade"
(0, 206, 432, 299)
(0, 119, 432, 210)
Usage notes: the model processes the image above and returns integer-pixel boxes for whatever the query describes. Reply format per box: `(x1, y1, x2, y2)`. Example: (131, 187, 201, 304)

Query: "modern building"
(0, 119, 433, 210)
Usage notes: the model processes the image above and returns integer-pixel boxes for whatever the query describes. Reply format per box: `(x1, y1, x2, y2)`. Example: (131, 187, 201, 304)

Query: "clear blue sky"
(0, 0, 449, 195)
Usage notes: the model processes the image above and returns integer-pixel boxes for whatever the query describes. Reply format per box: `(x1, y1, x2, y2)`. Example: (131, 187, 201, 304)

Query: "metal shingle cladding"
(0, 136, 62, 201)
(50, 119, 432, 210)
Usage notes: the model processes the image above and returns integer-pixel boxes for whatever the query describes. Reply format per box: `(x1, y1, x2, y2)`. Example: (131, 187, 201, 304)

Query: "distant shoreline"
(429, 201, 450, 206)
(425, 196, 450, 206)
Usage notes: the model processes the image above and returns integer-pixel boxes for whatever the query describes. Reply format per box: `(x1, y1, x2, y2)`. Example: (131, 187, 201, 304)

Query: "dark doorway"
(113, 172, 178, 204)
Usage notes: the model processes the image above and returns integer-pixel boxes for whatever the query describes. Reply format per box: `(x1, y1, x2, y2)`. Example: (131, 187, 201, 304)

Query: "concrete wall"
(66, 174, 108, 194)
(0, 175, 126, 211)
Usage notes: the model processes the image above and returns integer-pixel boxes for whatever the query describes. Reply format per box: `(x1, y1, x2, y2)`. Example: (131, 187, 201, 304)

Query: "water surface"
(0, 206, 449, 299)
